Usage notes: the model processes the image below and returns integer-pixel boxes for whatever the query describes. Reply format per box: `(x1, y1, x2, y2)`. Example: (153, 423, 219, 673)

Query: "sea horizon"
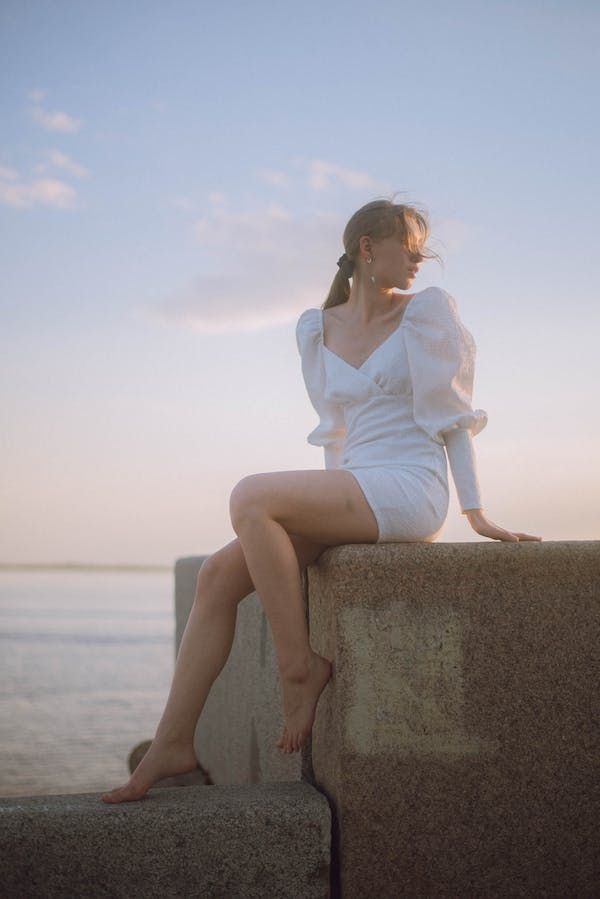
(0, 567, 176, 798)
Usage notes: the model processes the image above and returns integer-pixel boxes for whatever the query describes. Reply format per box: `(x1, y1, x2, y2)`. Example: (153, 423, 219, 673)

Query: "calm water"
(0, 568, 176, 798)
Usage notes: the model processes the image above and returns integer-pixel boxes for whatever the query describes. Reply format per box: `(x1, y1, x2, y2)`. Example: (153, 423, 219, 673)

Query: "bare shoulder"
(322, 303, 347, 325)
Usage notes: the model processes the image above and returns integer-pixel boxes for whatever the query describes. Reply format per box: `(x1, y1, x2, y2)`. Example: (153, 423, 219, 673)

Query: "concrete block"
(307, 540, 600, 898)
(0, 781, 331, 898)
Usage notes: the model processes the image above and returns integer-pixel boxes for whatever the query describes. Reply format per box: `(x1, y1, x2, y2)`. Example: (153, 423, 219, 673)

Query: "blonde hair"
(323, 193, 443, 310)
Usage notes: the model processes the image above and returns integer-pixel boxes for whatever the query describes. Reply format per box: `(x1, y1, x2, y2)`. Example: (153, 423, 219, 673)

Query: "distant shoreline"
(0, 563, 171, 572)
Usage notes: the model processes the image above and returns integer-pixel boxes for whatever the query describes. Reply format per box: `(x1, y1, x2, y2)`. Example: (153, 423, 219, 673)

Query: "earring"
(367, 257, 375, 285)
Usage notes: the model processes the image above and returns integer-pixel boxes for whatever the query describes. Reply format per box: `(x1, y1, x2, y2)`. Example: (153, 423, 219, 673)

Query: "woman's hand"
(464, 509, 542, 542)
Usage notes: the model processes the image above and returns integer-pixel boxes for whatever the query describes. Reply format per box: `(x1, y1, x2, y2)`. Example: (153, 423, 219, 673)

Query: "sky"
(1, 0, 599, 566)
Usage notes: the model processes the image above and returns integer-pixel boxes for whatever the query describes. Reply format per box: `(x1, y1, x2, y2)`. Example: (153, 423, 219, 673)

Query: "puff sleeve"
(296, 308, 347, 470)
(401, 287, 488, 513)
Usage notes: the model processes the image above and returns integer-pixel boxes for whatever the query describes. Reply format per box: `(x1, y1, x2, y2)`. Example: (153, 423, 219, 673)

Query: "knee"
(194, 555, 223, 600)
(229, 476, 266, 533)
(194, 554, 247, 613)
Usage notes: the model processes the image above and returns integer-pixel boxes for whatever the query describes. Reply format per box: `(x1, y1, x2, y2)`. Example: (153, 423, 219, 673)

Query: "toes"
(275, 729, 310, 754)
(101, 785, 125, 802)
(278, 731, 302, 753)
(277, 727, 308, 753)
(104, 789, 127, 803)
(101, 783, 144, 803)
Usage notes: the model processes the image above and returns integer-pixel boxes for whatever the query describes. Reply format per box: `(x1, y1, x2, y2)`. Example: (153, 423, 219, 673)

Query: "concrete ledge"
(0, 781, 331, 898)
(307, 540, 599, 898)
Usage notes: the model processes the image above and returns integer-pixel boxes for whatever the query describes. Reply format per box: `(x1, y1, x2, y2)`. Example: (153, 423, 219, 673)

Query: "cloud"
(33, 149, 89, 180)
(208, 191, 227, 206)
(142, 196, 347, 332)
(27, 88, 47, 104)
(0, 165, 19, 182)
(170, 195, 196, 211)
(143, 159, 455, 332)
(0, 95, 87, 208)
(306, 159, 386, 192)
(256, 168, 292, 189)
(29, 96, 82, 133)
(0, 172, 77, 209)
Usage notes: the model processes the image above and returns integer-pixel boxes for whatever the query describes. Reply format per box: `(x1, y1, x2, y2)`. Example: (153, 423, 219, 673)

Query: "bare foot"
(100, 739, 198, 803)
(275, 652, 332, 753)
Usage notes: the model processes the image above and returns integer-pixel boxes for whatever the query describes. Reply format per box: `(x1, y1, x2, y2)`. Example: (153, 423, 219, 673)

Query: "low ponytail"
(323, 253, 354, 309)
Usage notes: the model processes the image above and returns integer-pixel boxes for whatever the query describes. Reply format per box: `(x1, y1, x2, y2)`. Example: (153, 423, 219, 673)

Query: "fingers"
(495, 529, 520, 542)
(475, 516, 519, 542)
(496, 530, 542, 542)
(477, 526, 542, 542)
(485, 533, 516, 542)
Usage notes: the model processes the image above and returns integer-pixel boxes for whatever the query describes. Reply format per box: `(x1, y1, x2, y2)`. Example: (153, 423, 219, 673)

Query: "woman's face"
(367, 234, 423, 291)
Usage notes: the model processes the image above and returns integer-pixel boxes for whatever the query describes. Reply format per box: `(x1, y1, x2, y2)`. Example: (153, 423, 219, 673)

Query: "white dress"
(295, 285, 488, 542)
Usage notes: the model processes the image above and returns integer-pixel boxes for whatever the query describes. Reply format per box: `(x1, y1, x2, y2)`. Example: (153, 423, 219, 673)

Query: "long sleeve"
(444, 428, 484, 513)
(401, 287, 488, 513)
(296, 308, 347, 470)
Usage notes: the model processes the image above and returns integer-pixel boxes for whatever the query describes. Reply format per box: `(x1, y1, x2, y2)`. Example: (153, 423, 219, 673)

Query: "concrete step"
(0, 781, 331, 898)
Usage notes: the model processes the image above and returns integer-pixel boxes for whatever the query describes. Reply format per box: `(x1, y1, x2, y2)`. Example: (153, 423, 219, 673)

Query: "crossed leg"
(101, 467, 378, 803)
(229, 468, 379, 755)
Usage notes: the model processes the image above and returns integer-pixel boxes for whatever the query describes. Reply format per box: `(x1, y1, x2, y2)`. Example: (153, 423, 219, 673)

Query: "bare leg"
(100, 581, 237, 802)
(227, 468, 380, 754)
(101, 466, 377, 803)
(100, 534, 327, 803)
(229, 508, 333, 756)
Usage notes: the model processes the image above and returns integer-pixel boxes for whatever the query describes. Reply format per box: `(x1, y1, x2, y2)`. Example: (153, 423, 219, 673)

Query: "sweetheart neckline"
(320, 292, 420, 372)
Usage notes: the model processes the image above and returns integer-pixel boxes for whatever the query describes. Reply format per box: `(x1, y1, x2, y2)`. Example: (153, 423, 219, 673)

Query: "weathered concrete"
(4, 542, 596, 897)
(307, 540, 600, 898)
(175, 556, 309, 785)
(0, 781, 331, 898)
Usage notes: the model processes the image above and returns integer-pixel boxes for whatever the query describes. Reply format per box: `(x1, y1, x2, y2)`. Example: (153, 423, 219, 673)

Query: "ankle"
(279, 651, 316, 682)
(152, 728, 195, 749)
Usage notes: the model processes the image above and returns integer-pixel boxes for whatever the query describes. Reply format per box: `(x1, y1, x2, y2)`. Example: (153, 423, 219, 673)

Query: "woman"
(101, 197, 541, 803)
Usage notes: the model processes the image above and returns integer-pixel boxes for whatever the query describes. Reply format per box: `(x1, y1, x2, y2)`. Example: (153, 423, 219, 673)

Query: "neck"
(345, 282, 407, 322)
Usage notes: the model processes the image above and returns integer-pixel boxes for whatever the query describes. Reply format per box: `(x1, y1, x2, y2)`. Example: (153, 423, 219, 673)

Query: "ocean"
(0, 567, 176, 798)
